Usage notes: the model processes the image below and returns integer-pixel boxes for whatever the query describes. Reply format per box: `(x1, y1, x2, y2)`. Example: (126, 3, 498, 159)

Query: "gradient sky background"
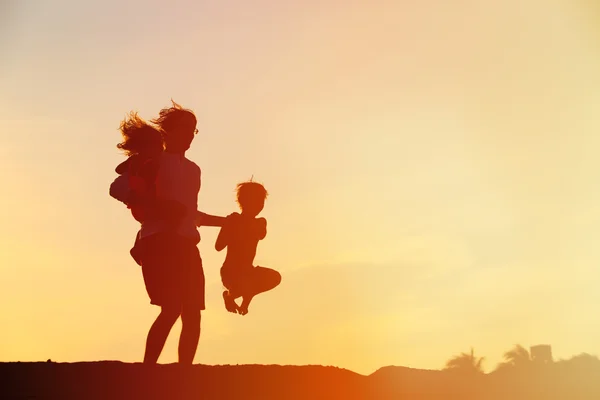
(1, 0, 600, 374)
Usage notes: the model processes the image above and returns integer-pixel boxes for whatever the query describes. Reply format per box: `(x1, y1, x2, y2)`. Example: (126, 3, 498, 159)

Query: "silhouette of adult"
(137, 101, 226, 365)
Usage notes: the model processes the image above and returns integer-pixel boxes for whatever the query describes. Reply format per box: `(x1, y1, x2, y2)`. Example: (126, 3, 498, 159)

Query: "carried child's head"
(236, 180, 268, 217)
(117, 112, 164, 158)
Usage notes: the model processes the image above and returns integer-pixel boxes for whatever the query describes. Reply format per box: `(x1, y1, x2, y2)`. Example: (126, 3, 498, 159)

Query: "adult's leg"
(178, 241, 205, 364)
(140, 232, 182, 364)
(144, 306, 180, 364)
(179, 307, 201, 364)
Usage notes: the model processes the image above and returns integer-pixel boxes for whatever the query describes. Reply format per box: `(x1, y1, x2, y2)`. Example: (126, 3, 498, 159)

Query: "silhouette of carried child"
(109, 112, 186, 265)
(111, 112, 163, 222)
(216, 180, 281, 315)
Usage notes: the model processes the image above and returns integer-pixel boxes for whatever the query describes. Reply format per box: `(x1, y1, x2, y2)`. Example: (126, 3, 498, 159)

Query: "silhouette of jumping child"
(216, 180, 281, 315)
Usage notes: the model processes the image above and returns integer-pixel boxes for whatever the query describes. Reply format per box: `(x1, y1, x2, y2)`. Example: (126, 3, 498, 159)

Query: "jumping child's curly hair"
(117, 112, 164, 157)
(236, 178, 268, 209)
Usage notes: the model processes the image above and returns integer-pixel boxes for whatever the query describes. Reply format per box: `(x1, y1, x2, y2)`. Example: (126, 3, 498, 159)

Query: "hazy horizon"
(1, 0, 600, 375)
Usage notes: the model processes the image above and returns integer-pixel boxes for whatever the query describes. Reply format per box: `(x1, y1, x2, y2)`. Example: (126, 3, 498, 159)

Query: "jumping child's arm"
(257, 217, 267, 240)
(215, 223, 229, 252)
(215, 212, 239, 251)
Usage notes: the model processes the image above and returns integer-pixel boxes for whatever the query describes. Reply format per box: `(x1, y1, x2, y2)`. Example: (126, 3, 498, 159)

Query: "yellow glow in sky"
(1, 0, 600, 374)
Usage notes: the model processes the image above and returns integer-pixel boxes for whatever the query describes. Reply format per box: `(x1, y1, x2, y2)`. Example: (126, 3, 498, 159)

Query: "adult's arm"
(196, 211, 227, 227)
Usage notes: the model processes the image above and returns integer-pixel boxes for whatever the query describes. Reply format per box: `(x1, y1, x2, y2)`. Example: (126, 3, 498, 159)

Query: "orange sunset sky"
(1, 0, 600, 375)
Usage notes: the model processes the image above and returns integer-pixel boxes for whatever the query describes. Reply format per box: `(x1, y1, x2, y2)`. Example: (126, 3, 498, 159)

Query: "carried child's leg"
(130, 230, 143, 266)
(238, 266, 281, 315)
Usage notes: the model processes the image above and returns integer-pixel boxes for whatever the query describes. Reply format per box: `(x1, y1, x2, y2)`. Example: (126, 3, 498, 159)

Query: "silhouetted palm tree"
(444, 348, 485, 374)
(495, 344, 532, 371)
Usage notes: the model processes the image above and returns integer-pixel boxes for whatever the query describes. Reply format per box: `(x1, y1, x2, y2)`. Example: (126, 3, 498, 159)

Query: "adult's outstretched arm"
(196, 211, 227, 227)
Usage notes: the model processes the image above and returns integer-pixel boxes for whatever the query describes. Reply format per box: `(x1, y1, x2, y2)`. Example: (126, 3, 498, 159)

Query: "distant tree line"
(444, 345, 599, 374)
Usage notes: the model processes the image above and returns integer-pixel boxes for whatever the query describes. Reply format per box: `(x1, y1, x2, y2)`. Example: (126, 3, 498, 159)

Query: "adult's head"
(151, 100, 198, 153)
